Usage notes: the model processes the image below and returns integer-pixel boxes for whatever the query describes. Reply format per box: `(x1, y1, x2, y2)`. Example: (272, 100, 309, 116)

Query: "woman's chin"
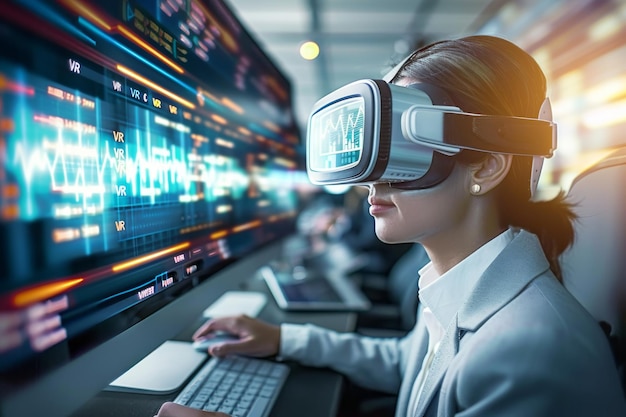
(374, 229, 399, 244)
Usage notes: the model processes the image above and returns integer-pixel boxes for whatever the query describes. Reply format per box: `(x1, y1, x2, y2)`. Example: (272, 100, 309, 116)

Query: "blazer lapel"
(457, 230, 550, 332)
(413, 314, 459, 417)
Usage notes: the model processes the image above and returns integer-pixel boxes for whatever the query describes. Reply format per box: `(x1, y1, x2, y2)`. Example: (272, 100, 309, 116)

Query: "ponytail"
(501, 190, 576, 282)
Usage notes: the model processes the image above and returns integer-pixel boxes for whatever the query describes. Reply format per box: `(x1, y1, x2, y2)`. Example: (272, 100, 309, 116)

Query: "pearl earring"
(470, 184, 481, 194)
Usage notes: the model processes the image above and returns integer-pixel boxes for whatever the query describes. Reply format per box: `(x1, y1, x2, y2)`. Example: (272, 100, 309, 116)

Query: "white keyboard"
(174, 356, 289, 417)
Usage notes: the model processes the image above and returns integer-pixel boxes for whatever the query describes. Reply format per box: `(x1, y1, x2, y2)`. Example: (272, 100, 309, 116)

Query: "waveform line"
(10, 102, 253, 220)
(320, 104, 364, 152)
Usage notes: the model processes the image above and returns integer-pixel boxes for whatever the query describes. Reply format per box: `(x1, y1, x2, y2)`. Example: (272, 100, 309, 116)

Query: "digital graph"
(309, 96, 364, 170)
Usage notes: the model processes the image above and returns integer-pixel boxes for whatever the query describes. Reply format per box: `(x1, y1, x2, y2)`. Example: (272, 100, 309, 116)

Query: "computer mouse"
(192, 332, 240, 352)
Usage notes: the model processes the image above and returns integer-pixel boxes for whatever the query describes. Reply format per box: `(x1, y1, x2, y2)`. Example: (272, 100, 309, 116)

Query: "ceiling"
(225, 0, 507, 130)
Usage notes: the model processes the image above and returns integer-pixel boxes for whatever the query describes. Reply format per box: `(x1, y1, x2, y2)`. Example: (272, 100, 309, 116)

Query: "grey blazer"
(279, 231, 626, 416)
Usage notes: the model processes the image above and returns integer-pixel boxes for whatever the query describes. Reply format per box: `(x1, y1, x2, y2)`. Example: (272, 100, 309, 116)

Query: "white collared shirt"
(408, 228, 516, 415)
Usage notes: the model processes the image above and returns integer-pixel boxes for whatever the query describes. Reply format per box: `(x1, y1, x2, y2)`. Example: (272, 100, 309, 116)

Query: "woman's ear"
(468, 153, 512, 195)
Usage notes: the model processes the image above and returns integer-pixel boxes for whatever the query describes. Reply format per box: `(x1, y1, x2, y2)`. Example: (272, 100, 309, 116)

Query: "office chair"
(355, 243, 430, 335)
(560, 146, 626, 392)
(337, 245, 429, 416)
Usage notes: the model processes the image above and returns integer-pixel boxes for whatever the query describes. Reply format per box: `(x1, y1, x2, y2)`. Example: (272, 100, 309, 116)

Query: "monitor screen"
(0, 0, 303, 413)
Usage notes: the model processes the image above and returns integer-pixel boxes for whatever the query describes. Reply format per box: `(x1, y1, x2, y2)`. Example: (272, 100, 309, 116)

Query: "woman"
(159, 36, 626, 417)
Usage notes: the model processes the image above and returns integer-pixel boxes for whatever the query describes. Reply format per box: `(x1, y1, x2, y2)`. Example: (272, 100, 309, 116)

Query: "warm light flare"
(60, 0, 112, 30)
(586, 76, 626, 105)
(13, 278, 84, 307)
(232, 220, 261, 233)
(116, 65, 195, 109)
(582, 99, 626, 129)
(112, 242, 190, 272)
(211, 114, 228, 125)
(221, 97, 243, 114)
(210, 230, 228, 239)
(117, 26, 184, 74)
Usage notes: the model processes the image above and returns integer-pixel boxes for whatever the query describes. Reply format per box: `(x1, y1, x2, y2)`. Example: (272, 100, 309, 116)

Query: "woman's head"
(372, 35, 575, 280)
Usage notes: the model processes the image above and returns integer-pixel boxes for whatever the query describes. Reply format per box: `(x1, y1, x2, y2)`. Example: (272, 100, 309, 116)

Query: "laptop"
(260, 263, 371, 312)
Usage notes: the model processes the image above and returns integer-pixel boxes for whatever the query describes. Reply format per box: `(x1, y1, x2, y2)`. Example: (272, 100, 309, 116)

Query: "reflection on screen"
(0, 0, 302, 374)
(308, 96, 364, 172)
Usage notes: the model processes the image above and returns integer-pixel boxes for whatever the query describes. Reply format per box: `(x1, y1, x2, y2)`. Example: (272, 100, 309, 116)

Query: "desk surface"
(72, 276, 356, 417)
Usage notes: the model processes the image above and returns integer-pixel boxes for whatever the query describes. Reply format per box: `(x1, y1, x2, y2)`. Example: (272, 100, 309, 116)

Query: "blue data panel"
(0, 0, 303, 371)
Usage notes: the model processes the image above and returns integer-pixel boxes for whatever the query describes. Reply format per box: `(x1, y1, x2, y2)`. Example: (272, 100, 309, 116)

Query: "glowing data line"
(59, 0, 111, 30)
(232, 220, 261, 233)
(117, 65, 195, 109)
(25, 0, 98, 45)
(76, 17, 196, 98)
(116, 25, 184, 74)
(112, 242, 190, 272)
(13, 278, 84, 308)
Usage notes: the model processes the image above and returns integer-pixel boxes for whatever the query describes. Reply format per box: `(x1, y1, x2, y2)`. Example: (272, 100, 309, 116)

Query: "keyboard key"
(247, 397, 270, 417)
(174, 356, 289, 417)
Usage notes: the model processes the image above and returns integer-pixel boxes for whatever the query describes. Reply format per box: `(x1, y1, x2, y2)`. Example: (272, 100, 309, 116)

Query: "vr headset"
(306, 78, 557, 194)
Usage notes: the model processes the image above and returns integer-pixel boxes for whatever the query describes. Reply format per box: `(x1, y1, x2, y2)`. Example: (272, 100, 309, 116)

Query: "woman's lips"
(368, 198, 395, 215)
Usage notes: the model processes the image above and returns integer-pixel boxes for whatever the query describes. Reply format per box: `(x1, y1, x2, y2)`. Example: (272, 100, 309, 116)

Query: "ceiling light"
(299, 41, 320, 60)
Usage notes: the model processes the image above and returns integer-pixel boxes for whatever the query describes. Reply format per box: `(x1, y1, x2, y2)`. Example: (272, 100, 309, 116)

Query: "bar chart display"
(308, 96, 364, 172)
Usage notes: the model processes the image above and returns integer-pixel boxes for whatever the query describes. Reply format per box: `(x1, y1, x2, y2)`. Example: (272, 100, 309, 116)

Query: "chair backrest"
(560, 147, 626, 343)
(388, 243, 430, 330)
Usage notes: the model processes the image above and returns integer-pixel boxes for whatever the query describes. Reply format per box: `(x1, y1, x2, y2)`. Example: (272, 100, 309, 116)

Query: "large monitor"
(0, 1, 303, 415)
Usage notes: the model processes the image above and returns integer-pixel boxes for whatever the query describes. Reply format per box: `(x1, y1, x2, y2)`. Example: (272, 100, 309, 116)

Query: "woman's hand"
(192, 315, 280, 358)
(154, 402, 229, 417)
